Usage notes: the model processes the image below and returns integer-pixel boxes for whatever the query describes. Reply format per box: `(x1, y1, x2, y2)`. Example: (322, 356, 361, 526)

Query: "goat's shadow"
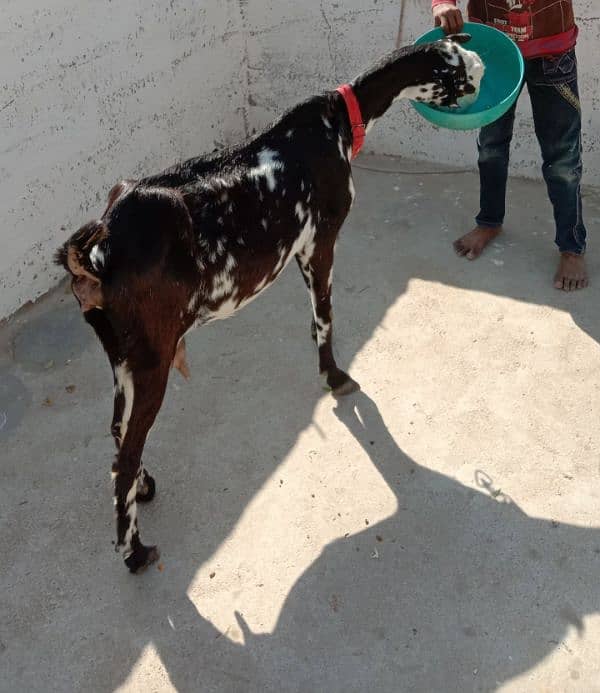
(5, 163, 600, 692)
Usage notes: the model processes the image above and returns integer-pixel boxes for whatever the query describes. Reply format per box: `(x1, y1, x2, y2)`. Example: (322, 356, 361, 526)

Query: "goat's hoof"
(332, 377, 360, 396)
(124, 544, 160, 574)
(323, 369, 361, 396)
(136, 473, 156, 503)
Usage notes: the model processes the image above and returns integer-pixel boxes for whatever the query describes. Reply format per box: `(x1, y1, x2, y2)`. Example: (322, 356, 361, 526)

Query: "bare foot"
(554, 253, 588, 291)
(453, 226, 502, 260)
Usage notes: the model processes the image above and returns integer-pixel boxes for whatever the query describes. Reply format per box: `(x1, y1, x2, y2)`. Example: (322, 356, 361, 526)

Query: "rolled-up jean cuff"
(475, 217, 503, 229)
(557, 243, 586, 255)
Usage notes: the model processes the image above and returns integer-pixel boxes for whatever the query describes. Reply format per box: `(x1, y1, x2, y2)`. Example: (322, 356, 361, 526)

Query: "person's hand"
(433, 3, 464, 34)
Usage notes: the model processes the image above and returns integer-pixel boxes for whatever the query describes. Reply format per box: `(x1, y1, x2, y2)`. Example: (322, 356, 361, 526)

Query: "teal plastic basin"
(412, 22, 524, 130)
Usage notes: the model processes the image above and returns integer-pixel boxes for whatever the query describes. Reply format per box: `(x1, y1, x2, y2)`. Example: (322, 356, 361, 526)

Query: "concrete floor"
(2, 156, 600, 693)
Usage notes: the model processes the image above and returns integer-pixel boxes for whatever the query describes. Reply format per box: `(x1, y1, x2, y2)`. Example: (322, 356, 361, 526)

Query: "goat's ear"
(102, 179, 136, 217)
(447, 33, 472, 44)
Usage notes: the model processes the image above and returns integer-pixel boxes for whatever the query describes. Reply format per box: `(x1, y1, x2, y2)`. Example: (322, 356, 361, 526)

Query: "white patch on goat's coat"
(89, 244, 104, 271)
(397, 84, 436, 102)
(114, 362, 134, 443)
(337, 136, 347, 160)
(249, 148, 284, 192)
(121, 479, 139, 557)
(208, 295, 239, 321)
(295, 202, 307, 222)
(315, 318, 331, 347)
(261, 218, 268, 230)
(286, 129, 294, 138)
(322, 116, 332, 129)
(457, 46, 485, 104)
(210, 269, 235, 301)
(188, 291, 200, 313)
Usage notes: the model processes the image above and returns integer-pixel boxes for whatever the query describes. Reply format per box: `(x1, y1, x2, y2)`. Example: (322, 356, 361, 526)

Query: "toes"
(554, 277, 566, 290)
(453, 240, 468, 256)
(466, 248, 480, 260)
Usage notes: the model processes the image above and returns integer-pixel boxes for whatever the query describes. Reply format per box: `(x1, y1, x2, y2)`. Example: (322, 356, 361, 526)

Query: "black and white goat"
(56, 36, 484, 572)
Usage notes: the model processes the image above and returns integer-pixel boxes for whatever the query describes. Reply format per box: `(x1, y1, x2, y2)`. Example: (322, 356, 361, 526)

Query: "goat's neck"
(349, 45, 434, 130)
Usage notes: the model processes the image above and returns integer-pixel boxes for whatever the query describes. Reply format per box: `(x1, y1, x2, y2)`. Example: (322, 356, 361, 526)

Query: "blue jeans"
(476, 49, 586, 255)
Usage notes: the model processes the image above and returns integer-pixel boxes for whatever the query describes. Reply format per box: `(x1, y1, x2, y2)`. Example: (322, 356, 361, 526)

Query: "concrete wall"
(0, 0, 249, 320)
(2, 0, 599, 319)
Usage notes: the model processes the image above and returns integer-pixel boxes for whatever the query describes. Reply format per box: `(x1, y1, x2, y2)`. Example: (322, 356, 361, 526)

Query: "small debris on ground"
(42, 397, 53, 407)
(209, 572, 216, 579)
(157, 563, 164, 572)
(371, 548, 379, 559)
(65, 384, 76, 393)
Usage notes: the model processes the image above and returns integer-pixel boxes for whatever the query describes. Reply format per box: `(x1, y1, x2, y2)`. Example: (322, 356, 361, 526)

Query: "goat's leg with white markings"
(296, 238, 359, 395)
(111, 354, 171, 573)
(85, 309, 157, 505)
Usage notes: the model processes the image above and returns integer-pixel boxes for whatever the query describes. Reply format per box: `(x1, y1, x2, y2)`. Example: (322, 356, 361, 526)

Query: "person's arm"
(432, 0, 464, 34)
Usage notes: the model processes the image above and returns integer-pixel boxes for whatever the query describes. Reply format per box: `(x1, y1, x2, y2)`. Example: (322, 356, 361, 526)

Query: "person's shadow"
(4, 162, 600, 692)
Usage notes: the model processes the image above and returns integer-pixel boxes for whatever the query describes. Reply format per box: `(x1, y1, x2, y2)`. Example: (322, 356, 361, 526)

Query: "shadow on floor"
(2, 160, 599, 692)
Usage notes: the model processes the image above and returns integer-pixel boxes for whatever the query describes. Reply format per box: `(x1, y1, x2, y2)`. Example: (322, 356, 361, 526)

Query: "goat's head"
(411, 34, 485, 108)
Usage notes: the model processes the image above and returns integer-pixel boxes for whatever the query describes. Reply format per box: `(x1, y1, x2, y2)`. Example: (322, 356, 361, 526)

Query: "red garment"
(430, 0, 578, 59)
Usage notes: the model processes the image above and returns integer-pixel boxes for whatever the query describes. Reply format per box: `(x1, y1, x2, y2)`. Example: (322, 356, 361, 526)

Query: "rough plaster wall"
(244, 0, 400, 133)
(2, 0, 599, 319)
(0, 0, 248, 320)
(245, 0, 600, 186)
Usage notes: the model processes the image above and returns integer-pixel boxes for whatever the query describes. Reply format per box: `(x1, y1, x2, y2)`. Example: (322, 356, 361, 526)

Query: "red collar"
(336, 83, 365, 159)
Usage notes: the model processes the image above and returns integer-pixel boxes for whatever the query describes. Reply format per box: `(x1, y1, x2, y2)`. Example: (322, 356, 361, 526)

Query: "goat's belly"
(203, 251, 294, 323)
(196, 215, 317, 325)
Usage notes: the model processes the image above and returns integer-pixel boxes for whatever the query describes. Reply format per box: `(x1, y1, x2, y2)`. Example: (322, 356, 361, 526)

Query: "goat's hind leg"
(85, 309, 157, 503)
(296, 238, 359, 396)
(111, 352, 171, 573)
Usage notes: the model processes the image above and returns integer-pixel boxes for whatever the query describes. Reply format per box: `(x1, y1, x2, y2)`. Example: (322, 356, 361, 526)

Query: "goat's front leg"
(111, 358, 170, 573)
(296, 239, 359, 396)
